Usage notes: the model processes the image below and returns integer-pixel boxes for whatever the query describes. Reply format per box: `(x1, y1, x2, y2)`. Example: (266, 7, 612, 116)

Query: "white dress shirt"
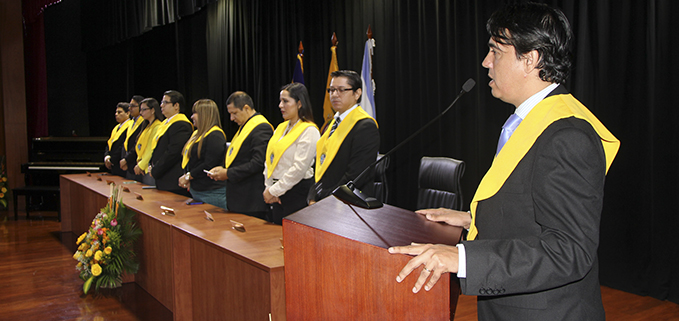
(264, 121, 320, 197)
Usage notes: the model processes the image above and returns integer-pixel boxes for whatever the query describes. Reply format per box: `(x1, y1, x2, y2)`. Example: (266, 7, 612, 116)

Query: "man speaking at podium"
(390, 3, 620, 320)
(308, 70, 380, 203)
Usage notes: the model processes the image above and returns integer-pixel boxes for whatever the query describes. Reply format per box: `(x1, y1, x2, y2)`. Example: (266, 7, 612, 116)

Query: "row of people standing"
(104, 70, 380, 224)
(105, 91, 196, 196)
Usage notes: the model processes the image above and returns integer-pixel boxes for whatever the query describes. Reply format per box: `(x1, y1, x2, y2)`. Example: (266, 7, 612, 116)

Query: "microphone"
(332, 78, 476, 209)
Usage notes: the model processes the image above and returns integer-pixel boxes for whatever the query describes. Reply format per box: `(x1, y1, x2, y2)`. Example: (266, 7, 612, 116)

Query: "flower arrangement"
(0, 156, 8, 209)
(73, 183, 142, 294)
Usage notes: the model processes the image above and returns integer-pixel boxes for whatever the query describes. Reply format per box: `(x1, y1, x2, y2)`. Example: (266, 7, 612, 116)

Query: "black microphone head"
(462, 78, 476, 93)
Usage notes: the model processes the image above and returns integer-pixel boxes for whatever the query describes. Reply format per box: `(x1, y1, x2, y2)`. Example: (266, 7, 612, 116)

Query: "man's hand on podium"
(388, 207, 468, 294)
(415, 208, 472, 230)
(389, 243, 459, 294)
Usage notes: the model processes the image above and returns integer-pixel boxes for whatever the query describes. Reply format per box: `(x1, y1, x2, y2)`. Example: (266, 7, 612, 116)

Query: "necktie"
(328, 117, 341, 137)
(496, 113, 522, 155)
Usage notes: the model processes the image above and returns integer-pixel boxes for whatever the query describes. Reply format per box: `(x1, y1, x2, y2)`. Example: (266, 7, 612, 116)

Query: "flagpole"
(367, 25, 373, 81)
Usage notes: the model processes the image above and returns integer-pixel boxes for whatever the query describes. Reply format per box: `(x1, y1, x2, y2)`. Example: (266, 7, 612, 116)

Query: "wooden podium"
(283, 197, 462, 320)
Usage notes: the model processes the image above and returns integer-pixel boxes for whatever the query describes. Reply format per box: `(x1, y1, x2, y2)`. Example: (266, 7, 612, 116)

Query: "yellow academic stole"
(265, 121, 318, 178)
(225, 114, 272, 168)
(135, 119, 161, 172)
(150, 113, 192, 152)
(315, 107, 377, 182)
(107, 119, 132, 150)
(182, 126, 226, 169)
(123, 116, 144, 152)
(467, 94, 620, 240)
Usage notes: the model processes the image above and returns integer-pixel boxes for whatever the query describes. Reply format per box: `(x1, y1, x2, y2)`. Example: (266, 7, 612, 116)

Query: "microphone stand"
(332, 78, 476, 209)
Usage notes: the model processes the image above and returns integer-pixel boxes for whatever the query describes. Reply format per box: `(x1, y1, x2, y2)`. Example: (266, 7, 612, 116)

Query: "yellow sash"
(150, 113, 192, 153)
(315, 107, 377, 182)
(135, 119, 162, 173)
(182, 126, 226, 169)
(107, 119, 132, 150)
(225, 114, 273, 168)
(467, 94, 620, 240)
(123, 116, 144, 152)
(265, 121, 318, 179)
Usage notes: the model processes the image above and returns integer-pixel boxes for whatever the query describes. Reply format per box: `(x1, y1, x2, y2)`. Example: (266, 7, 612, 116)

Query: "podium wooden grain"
(283, 197, 462, 320)
(60, 173, 285, 321)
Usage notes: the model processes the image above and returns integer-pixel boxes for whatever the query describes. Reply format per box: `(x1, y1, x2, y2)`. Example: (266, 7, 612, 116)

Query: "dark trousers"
(270, 178, 314, 225)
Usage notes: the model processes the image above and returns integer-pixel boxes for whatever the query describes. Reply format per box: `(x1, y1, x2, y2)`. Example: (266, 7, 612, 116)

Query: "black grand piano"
(16, 137, 108, 220)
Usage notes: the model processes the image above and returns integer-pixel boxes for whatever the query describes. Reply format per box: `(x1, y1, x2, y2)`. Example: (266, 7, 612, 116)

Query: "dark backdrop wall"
(40, 0, 679, 304)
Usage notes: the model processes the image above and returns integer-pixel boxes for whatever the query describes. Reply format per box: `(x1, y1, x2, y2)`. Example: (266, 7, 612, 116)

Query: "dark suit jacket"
(105, 127, 128, 177)
(461, 87, 606, 320)
(122, 118, 144, 178)
(151, 118, 192, 196)
(226, 116, 273, 214)
(186, 130, 227, 192)
(309, 118, 380, 202)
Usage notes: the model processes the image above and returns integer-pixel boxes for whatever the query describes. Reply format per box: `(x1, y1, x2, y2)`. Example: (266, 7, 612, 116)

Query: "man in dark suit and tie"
(308, 70, 380, 203)
(209, 91, 273, 219)
(150, 90, 193, 196)
(389, 3, 620, 320)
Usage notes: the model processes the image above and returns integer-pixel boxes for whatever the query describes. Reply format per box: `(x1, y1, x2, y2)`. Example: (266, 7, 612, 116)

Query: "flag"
(292, 41, 304, 84)
(360, 38, 376, 119)
(321, 45, 339, 133)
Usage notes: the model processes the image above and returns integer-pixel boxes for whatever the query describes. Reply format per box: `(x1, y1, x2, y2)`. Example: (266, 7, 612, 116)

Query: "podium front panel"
(284, 197, 461, 320)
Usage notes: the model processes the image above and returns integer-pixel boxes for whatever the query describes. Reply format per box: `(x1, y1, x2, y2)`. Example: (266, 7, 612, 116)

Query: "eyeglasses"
(140, 108, 151, 112)
(327, 87, 355, 95)
(160, 100, 173, 105)
(130, 104, 139, 108)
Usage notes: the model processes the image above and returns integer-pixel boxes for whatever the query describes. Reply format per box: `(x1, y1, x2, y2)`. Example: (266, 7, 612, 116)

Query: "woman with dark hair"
(263, 83, 320, 224)
(178, 99, 227, 209)
(104, 102, 131, 177)
(133, 98, 164, 186)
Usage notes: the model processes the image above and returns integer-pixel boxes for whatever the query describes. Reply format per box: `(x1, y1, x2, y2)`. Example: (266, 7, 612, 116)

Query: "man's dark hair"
(281, 83, 314, 122)
(331, 70, 363, 103)
(117, 102, 130, 113)
(226, 91, 255, 111)
(163, 90, 186, 112)
(131, 95, 144, 106)
(487, 2, 573, 84)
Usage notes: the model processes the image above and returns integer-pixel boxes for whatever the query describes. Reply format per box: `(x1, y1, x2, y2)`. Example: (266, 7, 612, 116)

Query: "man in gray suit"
(389, 3, 620, 320)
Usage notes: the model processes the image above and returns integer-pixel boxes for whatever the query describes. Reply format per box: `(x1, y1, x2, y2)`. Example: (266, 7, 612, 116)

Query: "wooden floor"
(0, 211, 172, 321)
(1, 211, 678, 320)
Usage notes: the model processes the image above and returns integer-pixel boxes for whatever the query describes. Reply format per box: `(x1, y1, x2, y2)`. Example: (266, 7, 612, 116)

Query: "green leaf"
(83, 275, 95, 294)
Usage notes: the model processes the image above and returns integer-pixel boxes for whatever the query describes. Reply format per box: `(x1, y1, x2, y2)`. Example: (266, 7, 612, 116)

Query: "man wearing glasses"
(120, 95, 145, 182)
(308, 70, 380, 203)
(149, 90, 193, 196)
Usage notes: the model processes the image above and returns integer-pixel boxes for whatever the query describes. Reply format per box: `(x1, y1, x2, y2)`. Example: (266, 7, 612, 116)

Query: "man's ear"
(354, 87, 362, 101)
(523, 50, 541, 75)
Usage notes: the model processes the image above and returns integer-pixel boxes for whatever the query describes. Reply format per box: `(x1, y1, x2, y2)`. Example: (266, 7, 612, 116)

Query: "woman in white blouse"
(263, 83, 320, 224)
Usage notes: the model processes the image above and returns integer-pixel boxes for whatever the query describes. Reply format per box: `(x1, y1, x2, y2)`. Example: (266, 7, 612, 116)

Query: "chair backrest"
(416, 156, 465, 210)
(373, 154, 389, 203)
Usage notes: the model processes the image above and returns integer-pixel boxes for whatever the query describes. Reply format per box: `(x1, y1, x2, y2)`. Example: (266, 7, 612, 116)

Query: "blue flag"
(292, 51, 304, 84)
(360, 38, 376, 119)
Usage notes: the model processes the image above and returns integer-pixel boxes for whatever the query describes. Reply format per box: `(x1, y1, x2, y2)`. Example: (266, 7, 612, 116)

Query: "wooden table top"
(61, 173, 284, 271)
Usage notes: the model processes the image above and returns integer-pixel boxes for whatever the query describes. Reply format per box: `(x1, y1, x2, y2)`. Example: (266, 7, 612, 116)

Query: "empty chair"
(373, 154, 389, 203)
(416, 156, 465, 211)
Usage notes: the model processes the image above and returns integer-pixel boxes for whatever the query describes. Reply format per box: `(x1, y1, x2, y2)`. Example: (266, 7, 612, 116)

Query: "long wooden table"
(60, 173, 285, 321)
